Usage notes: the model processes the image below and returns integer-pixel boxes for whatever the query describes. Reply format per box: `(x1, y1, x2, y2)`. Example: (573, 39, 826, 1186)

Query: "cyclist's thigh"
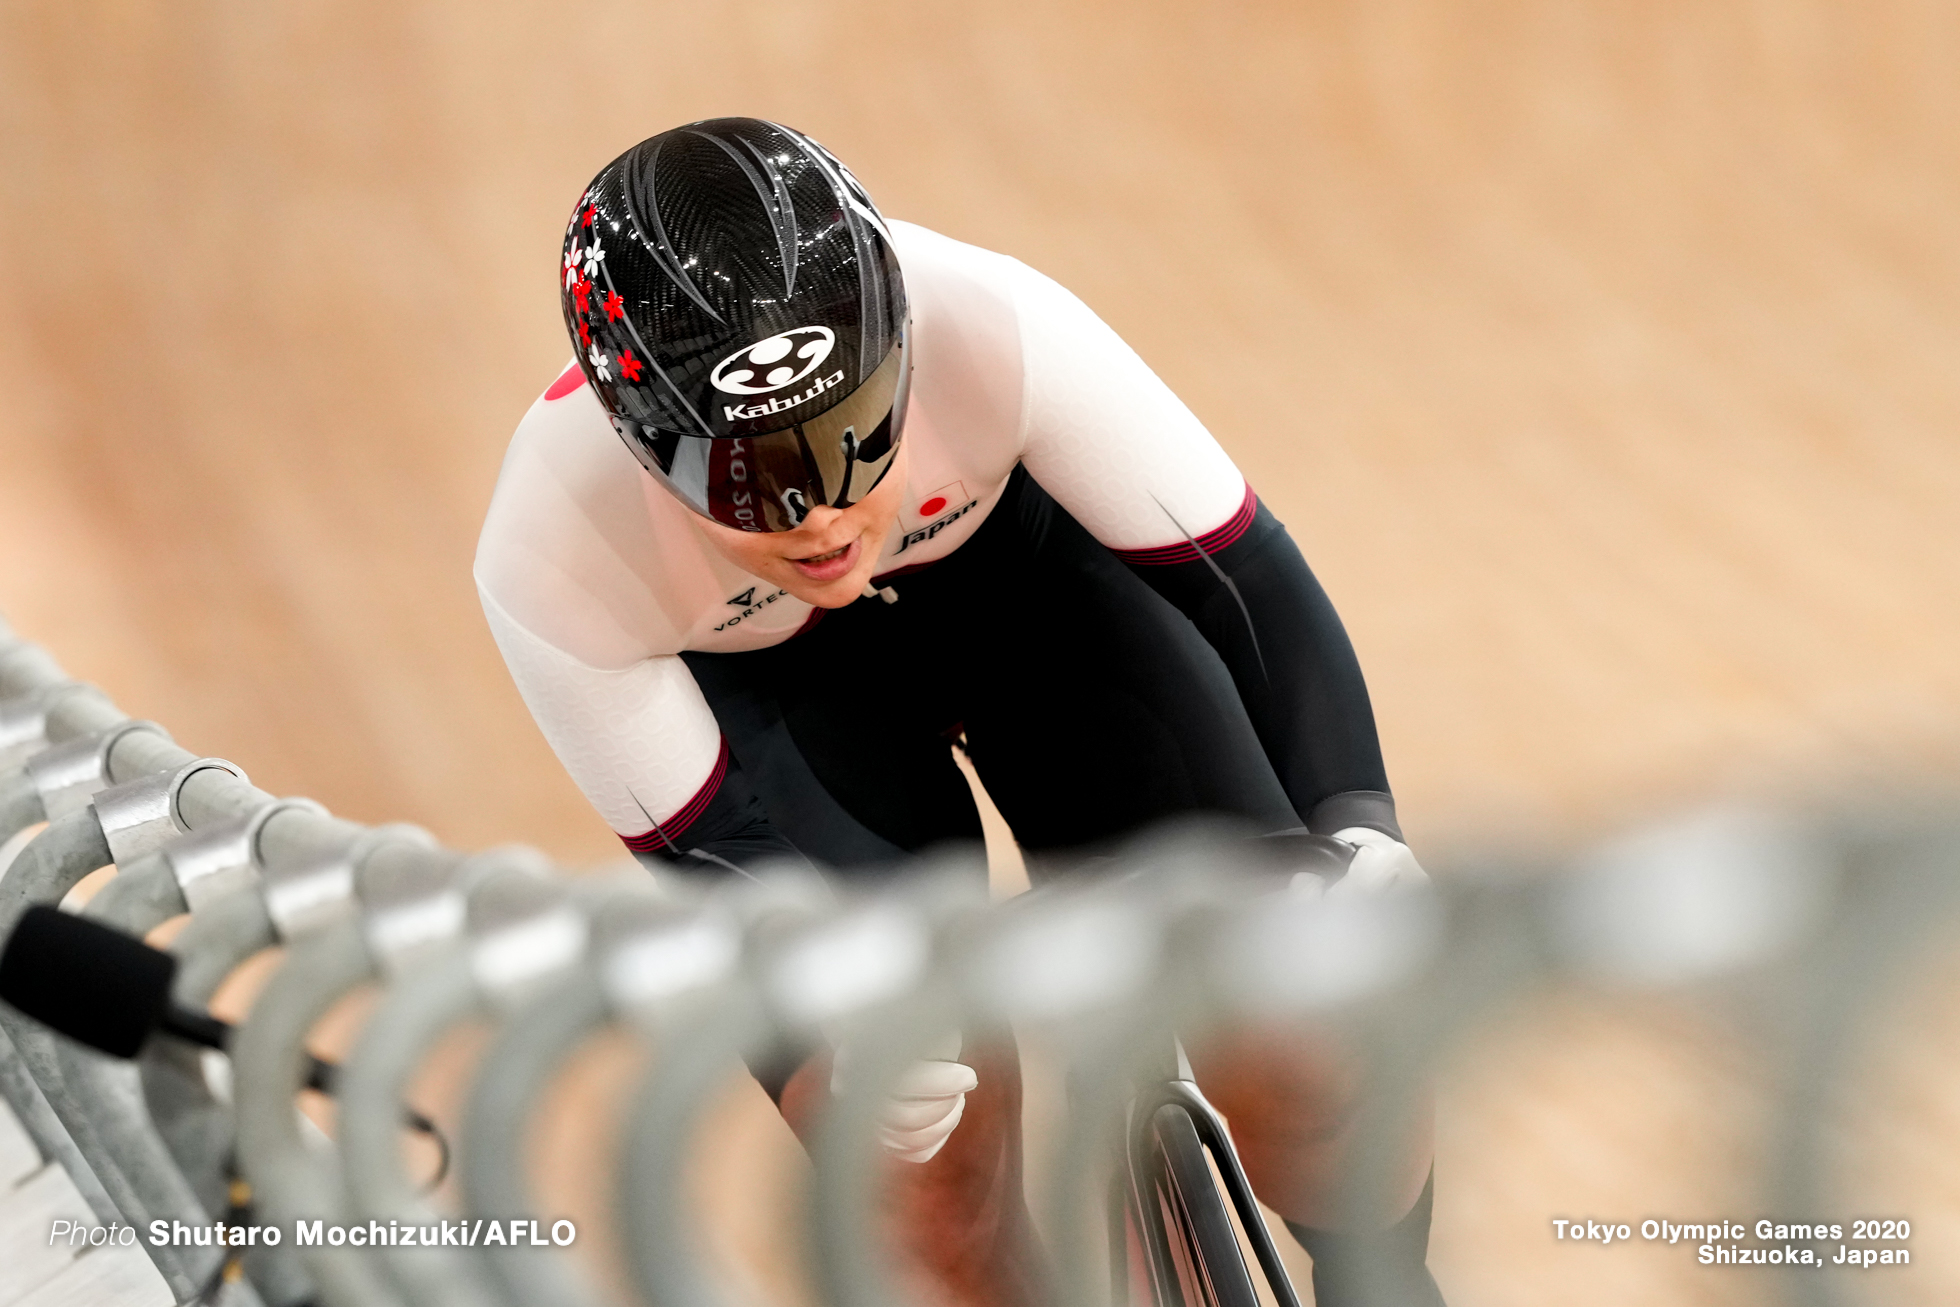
(962, 485, 1298, 862)
(683, 635, 983, 874)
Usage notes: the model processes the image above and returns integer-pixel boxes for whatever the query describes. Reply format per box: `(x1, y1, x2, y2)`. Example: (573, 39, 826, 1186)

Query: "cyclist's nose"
(798, 504, 847, 536)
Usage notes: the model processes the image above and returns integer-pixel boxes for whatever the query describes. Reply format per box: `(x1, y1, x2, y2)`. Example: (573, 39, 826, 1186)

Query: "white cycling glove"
(832, 1046, 979, 1164)
(876, 1059, 979, 1163)
(1290, 827, 1431, 900)
(1328, 826, 1431, 898)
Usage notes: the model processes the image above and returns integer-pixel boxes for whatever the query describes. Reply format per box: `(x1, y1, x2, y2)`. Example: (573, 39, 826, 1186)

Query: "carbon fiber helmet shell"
(562, 118, 910, 532)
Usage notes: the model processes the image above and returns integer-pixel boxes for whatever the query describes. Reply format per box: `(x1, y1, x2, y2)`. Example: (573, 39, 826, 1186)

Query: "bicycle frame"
(1113, 1047, 1303, 1307)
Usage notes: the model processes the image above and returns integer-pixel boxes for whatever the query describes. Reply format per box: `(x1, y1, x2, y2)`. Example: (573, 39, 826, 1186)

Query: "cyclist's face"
(692, 441, 908, 609)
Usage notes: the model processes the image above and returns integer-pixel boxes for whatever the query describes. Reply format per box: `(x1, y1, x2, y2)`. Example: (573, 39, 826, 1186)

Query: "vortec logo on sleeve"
(714, 587, 789, 632)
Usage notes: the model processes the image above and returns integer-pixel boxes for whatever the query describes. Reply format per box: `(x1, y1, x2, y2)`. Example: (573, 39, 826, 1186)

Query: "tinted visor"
(652, 340, 908, 533)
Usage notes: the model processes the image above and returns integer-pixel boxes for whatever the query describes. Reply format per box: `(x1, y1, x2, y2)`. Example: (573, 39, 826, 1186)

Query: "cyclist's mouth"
(790, 539, 858, 582)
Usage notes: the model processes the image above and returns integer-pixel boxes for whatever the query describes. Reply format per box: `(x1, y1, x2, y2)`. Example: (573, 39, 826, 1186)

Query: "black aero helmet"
(562, 118, 909, 533)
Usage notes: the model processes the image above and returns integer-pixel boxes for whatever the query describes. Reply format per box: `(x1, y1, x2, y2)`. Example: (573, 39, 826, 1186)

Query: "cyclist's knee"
(1186, 1025, 1432, 1229)
(883, 1038, 1041, 1306)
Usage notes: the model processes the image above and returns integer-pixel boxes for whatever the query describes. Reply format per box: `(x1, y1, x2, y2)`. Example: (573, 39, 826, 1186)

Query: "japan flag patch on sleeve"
(914, 482, 967, 520)
(897, 481, 982, 555)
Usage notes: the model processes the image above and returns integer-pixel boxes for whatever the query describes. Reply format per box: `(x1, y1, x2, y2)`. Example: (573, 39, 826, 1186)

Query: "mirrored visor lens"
(659, 343, 907, 533)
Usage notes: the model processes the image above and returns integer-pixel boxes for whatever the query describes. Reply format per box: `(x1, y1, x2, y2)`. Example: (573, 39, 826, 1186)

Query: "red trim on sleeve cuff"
(619, 736, 730, 853)
(1110, 483, 1258, 565)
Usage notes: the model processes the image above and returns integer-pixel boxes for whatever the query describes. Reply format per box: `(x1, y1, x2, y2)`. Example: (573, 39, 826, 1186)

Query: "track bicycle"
(1112, 1043, 1302, 1307)
(1110, 828, 1367, 1307)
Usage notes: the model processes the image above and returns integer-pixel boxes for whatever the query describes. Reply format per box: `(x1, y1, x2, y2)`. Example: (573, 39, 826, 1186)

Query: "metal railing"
(1, 615, 1950, 1307)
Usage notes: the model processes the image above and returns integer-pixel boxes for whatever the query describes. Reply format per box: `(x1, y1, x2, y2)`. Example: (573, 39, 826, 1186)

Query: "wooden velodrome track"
(2, 3, 1956, 1304)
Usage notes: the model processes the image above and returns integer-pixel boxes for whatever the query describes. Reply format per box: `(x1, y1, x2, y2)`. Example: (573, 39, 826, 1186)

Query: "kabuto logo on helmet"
(710, 327, 836, 396)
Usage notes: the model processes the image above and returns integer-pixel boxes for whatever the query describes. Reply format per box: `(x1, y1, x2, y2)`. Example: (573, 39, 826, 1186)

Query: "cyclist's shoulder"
(477, 363, 724, 668)
(888, 218, 1015, 274)
(888, 220, 1060, 325)
(486, 358, 618, 500)
(899, 218, 1111, 312)
(479, 359, 634, 564)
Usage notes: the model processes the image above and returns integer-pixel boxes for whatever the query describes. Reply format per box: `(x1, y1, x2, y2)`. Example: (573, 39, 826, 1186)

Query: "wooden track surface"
(2, 3, 1956, 1303)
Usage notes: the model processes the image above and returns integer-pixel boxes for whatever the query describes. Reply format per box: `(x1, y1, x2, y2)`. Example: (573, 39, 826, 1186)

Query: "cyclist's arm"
(1117, 501, 1398, 838)
(1007, 260, 1396, 835)
(478, 587, 806, 873)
